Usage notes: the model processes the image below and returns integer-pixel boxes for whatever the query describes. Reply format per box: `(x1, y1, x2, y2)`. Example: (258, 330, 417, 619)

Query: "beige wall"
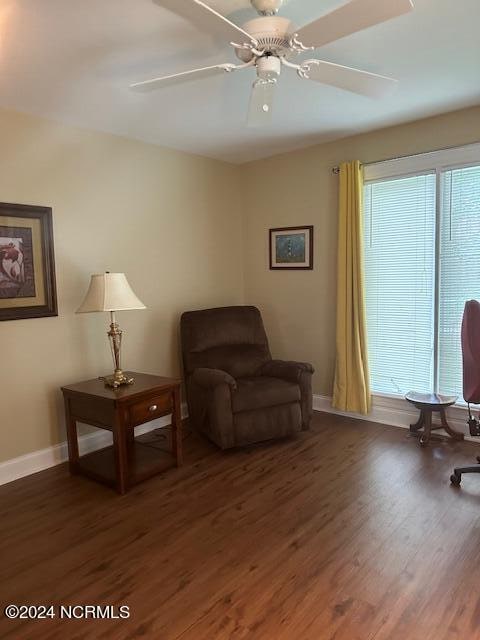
(2, 104, 480, 465)
(241, 106, 480, 396)
(0, 108, 244, 463)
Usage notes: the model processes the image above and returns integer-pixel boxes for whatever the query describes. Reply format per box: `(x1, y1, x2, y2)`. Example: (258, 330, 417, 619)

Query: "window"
(363, 144, 480, 398)
(364, 174, 436, 394)
(438, 165, 480, 396)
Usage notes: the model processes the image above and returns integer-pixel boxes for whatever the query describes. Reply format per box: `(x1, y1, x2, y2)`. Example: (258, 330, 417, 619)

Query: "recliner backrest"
(181, 306, 271, 379)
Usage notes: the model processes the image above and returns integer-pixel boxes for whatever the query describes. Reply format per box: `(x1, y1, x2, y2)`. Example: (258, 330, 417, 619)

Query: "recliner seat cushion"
(231, 377, 301, 414)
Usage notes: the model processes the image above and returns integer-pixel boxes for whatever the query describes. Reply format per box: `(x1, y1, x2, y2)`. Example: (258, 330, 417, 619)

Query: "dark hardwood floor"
(2, 412, 480, 640)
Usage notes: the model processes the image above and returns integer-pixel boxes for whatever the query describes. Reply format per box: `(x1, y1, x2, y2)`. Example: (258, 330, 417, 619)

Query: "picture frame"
(0, 202, 58, 321)
(269, 226, 314, 270)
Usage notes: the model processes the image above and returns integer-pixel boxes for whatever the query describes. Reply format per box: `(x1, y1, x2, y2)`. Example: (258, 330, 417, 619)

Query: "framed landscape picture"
(269, 226, 314, 270)
(0, 202, 57, 321)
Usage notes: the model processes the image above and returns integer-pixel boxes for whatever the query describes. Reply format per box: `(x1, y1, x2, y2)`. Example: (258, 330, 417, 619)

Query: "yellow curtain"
(332, 161, 371, 414)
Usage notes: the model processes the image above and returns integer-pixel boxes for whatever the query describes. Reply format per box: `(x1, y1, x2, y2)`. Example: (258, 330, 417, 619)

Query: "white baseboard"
(3, 394, 476, 488)
(314, 393, 479, 443)
(0, 404, 188, 487)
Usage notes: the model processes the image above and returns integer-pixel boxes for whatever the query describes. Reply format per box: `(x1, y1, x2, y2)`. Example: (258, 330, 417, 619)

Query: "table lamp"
(77, 272, 146, 388)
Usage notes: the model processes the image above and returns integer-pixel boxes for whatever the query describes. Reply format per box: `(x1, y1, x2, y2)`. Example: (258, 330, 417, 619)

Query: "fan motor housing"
(235, 16, 294, 62)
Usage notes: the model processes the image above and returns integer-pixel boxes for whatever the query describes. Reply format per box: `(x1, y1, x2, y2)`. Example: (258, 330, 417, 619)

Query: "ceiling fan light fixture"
(257, 55, 281, 80)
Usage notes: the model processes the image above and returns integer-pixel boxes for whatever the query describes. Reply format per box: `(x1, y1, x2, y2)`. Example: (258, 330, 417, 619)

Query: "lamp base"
(101, 370, 134, 389)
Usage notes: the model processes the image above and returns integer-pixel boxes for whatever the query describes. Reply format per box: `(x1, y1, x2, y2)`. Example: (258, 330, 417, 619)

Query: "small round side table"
(405, 391, 464, 447)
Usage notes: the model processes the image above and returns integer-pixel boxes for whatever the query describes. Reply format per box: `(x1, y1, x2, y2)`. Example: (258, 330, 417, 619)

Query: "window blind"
(438, 165, 480, 397)
(364, 174, 436, 395)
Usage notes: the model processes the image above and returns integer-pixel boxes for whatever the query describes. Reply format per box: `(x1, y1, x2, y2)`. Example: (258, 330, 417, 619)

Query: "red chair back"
(462, 300, 480, 403)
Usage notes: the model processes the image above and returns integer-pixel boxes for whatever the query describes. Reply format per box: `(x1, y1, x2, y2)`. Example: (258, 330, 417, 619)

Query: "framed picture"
(269, 226, 314, 270)
(0, 202, 57, 321)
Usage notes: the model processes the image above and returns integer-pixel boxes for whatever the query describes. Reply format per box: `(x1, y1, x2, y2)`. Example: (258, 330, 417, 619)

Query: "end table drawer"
(130, 392, 172, 426)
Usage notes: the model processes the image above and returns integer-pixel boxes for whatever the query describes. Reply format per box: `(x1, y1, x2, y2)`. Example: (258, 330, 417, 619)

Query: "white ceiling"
(0, 0, 478, 163)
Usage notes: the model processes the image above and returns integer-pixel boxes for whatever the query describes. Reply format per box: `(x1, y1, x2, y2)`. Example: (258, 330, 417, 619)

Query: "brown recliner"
(180, 306, 314, 449)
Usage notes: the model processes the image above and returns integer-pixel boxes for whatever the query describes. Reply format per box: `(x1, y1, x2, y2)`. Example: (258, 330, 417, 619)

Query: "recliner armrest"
(259, 360, 314, 383)
(192, 368, 237, 391)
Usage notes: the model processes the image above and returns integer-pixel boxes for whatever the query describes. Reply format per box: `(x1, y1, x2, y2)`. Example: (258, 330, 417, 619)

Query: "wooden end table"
(405, 391, 464, 447)
(61, 372, 182, 494)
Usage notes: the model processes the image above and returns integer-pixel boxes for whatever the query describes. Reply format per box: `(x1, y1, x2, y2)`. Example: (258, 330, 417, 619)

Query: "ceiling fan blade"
(299, 59, 397, 98)
(247, 80, 276, 127)
(294, 0, 414, 49)
(130, 63, 234, 91)
(154, 0, 257, 46)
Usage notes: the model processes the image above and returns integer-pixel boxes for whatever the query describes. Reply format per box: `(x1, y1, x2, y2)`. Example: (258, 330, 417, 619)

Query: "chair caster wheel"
(450, 473, 461, 486)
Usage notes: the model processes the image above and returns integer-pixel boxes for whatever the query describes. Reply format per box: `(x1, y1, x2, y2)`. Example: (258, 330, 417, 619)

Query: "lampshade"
(76, 273, 146, 313)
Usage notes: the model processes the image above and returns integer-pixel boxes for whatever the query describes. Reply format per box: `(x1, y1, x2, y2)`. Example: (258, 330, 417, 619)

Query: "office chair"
(450, 300, 480, 485)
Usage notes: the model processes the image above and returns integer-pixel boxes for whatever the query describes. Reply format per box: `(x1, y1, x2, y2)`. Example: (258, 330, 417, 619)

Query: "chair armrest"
(192, 368, 237, 391)
(259, 360, 314, 383)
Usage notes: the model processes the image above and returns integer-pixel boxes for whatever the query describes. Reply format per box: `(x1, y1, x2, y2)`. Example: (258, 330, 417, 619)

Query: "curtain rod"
(331, 141, 480, 176)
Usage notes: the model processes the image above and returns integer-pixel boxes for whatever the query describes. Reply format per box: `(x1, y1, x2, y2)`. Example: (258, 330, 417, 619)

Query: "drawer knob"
(149, 404, 158, 413)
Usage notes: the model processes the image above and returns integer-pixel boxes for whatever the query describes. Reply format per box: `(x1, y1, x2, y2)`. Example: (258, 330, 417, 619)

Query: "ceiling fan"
(130, 0, 414, 126)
